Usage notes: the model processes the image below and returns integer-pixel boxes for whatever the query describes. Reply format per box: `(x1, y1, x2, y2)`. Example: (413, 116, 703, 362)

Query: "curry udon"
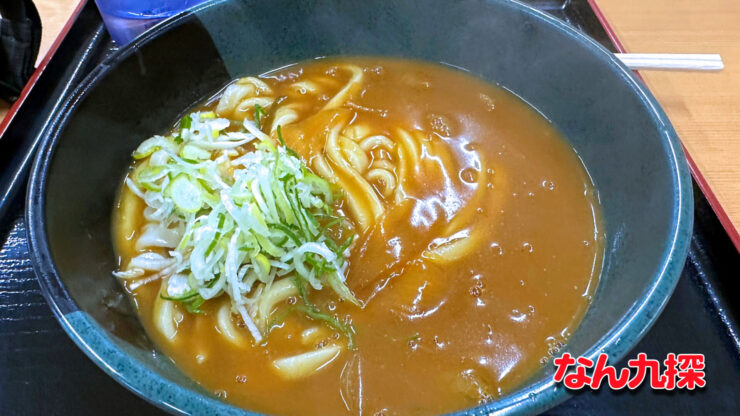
(112, 57, 603, 415)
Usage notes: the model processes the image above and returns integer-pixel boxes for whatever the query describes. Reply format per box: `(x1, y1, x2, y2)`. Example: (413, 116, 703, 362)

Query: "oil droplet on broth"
(522, 242, 534, 253)
(541, 179, 556, 191)
(459, 167, 479, 184)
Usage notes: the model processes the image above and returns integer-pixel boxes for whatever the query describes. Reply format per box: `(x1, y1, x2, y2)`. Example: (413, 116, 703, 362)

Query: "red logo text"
(553, 353, 706, 390)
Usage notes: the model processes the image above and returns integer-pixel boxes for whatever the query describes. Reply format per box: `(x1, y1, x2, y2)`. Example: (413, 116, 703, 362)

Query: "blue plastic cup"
(94, 0, 210, 45)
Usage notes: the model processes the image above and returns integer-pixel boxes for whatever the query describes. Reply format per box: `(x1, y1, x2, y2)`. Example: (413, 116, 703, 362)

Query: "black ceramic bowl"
(27, 0, 692, 414)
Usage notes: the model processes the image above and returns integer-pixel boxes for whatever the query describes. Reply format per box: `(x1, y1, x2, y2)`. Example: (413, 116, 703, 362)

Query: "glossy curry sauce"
(113, 58, 603, 415)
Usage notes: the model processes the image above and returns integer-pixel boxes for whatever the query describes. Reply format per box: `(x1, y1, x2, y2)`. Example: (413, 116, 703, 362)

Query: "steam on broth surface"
(112, 57, 604, 416)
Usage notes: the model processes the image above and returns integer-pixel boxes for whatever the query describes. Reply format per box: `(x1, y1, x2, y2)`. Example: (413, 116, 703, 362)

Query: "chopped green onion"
(339, 235, 354, 254)
(254, 104, 267, 128)
(135, 165, 168, 191)
(205, 213, 226, 257)
(180, 144, 211, 161)
(123, 109, 358, 346)
(269, 223, 302, 246)
(253, 253, 271, 282)
(166, 175, 203, 213)
(179, 114, 192, 130)
(160, 291, 199, 302)
(160, 291, 206, 314)
(133, 136, 176, 159)
(319, 217, 342, 234)
(184, 295, 205, 314)
(276, 124, 286, 146)
(295, 304, 357, 350)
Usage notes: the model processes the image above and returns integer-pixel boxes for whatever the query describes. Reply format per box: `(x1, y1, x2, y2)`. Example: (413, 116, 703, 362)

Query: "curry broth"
(113, 58, 603, 416)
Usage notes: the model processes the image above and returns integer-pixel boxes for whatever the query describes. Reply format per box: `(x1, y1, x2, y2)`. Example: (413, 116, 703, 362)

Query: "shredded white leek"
(118, 110, 358, 346)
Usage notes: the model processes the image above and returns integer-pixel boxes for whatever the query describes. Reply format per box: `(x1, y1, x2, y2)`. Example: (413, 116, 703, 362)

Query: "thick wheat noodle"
(244, 76, 273, 94)
(272, 344, 342, 380)
(323, 65, 364, 110)
(115, 184, 140, 255)
(422, 229, 481, 264)
(153, 278, 181, 341)
(393, 147, 409, 204)
(397, 129, 421, 167)
(216, 77, 273, 117)
(314, 76, 343, 90)
(236, 97, 275, 114)
(365, 168, 397, 197)
(256, 279, 299, 332)
(192, 318, 209, 363)
(424, 157, 509, 264)
(217, 302, 247, 347)
(445, 156, 488, 234)
(290, 80, 320, 94)
(300, 327, 325, 346)
(271, 104, 300, 133)
(339, 136, 370, 173)
(393, 128, 421, 204)
(317, 151, 383, 229)
(128, 261, 180, 290)
(313, 153, 375, 231)
(360, 135, 395, 152)
(216, 83, 255, 117)
(311, 154, 334, 178)
(370, 159, 396, 171)
(342, 124, 372, 141)
(326, 119, 384, 230)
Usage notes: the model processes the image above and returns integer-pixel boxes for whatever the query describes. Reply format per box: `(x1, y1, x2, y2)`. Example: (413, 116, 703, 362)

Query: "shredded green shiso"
(122, 110, 358, 345)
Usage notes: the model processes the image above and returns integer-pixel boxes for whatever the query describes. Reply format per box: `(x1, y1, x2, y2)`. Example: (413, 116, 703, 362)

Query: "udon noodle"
(112, 57, 604, 415)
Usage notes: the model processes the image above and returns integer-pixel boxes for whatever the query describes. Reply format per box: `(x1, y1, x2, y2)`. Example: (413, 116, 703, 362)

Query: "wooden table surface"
(595, 0, 740, 244)
(2, 0, 739, 242)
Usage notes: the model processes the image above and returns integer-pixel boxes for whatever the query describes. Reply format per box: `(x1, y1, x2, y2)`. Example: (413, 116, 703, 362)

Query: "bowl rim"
(26, 0, 693, 415)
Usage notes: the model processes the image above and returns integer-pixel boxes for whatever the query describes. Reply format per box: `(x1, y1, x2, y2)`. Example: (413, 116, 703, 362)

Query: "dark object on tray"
(0, 1, 738, 415)
(0, 0, 41, 102)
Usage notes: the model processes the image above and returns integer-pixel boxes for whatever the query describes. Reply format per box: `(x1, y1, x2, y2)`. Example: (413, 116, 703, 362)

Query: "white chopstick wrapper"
(616, 53, 724, 71)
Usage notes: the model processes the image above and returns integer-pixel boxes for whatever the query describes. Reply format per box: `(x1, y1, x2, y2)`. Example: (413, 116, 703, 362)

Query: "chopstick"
(615, 53, 724, 71)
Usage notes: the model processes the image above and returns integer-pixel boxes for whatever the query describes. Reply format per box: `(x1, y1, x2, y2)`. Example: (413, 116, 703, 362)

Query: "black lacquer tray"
(0, 1, 738, 414)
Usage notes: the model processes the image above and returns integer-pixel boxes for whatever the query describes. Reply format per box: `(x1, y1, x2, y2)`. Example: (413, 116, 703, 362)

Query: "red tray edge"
(0, 0, 88, 139)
